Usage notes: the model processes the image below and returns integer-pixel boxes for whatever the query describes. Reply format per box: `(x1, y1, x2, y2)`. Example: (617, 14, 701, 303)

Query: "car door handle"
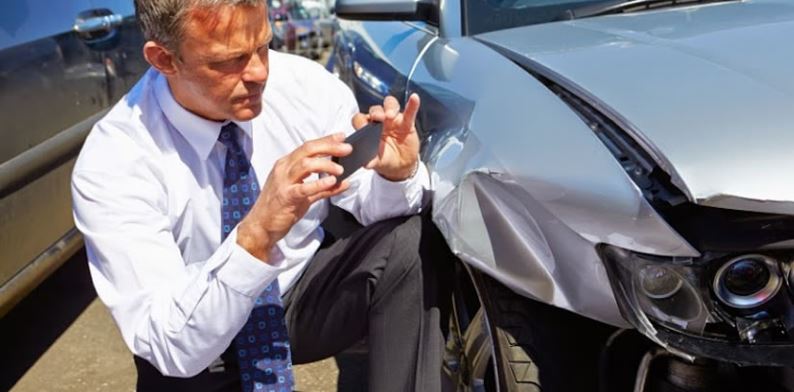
(73, 14, 123, 34)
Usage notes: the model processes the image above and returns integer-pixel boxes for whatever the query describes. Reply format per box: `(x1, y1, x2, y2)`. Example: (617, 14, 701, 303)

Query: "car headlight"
(599, 245, 794, 366)
(353, 61, 389, 96)
(713, 254, 782, 310)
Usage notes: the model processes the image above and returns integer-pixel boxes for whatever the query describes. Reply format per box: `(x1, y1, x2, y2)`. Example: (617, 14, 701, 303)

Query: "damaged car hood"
(477, 0, 794, 214)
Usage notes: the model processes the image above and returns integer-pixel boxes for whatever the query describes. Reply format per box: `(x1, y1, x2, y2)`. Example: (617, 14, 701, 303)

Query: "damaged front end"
(427, 54, 794, 368)
(542, 69, 794, 366)
(421, 34, 794, 370)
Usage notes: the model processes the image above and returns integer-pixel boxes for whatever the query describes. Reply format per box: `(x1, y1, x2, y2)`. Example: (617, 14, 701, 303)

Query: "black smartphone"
(332, 122, 383, 181)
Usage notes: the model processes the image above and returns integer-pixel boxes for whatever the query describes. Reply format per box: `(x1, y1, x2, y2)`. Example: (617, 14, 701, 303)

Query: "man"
(71, 0, 453, 391)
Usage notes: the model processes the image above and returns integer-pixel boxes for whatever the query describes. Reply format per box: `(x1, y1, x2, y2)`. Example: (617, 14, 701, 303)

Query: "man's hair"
(135, 0, 266, 51)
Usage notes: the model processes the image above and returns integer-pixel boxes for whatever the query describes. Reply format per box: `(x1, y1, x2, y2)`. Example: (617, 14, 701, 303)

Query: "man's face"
(170, 4, 272, 122)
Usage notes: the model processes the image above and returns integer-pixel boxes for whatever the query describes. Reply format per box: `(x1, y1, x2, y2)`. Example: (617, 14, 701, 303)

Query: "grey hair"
(135, 0, 266, 51)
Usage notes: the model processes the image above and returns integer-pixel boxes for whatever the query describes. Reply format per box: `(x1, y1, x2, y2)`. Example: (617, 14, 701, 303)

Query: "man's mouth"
(236, 92, 262, 103)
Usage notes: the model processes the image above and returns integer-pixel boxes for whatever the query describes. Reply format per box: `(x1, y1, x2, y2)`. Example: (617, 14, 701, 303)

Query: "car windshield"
(464, 0, 615, 35)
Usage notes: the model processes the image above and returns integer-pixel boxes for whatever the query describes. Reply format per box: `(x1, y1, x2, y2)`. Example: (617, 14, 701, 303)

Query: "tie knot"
(218, 122, 242, 152)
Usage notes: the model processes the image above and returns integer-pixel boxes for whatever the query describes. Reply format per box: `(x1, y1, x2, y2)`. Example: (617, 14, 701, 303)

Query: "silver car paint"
(476, 0, 794, 215)
(412, 38, 698, 326)
(438, 0, 462, 37)
(341, 0, 794, 327)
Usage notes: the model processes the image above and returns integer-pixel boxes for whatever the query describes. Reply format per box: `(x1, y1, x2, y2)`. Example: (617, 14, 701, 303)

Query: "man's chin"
(231, 103, 262, 121)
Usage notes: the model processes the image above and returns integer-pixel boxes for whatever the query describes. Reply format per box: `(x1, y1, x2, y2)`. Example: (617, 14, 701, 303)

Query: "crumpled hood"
(477, 0, 794, 214)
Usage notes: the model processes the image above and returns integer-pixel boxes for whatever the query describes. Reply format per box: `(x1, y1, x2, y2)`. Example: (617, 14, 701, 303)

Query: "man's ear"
(143, 41, 178, 75)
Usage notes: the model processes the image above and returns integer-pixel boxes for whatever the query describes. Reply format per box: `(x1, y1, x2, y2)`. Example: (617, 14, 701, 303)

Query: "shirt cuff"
(372, 160, 430, 209)
(215, 227, 288, 297)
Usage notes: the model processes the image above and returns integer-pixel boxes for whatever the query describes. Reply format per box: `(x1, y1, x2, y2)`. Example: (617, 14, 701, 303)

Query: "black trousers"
(135, 212, 454, 391)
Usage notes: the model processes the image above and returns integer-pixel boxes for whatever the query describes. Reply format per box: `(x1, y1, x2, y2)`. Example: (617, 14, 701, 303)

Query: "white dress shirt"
(71, 50, 429, 377)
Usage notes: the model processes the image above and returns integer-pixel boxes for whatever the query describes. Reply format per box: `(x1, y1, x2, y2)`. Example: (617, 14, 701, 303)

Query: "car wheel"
(445, 261, 615, 392)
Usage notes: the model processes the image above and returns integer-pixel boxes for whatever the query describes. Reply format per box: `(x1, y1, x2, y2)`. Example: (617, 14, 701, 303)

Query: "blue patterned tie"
(219, 123, 295, 392)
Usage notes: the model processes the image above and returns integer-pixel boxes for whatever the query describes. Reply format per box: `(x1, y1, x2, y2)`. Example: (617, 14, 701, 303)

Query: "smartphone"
(332, 122, 383, 181)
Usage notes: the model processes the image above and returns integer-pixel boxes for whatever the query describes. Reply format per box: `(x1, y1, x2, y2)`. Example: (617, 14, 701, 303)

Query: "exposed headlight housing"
(600, 245, 794, 366)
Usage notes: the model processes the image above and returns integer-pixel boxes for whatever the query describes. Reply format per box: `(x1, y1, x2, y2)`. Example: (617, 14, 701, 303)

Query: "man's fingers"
(352, 113, 369, 130)
(297, 132, 351, 158)
(307, 180, 350, 203)
(368, 105, 385, 122)
(383, 96, 400, 118)
(291, 175, 338, 199)
(292, 177, 350, 203)
(401, 93, 420, 133)
(288, 157, 344, 182)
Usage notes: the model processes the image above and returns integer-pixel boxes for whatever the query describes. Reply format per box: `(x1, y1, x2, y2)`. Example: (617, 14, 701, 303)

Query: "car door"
(0, 0, 142, 315)
(0, 1, 109, 166)
(332, 20, 437, 111)
(88, 0, 149, 102)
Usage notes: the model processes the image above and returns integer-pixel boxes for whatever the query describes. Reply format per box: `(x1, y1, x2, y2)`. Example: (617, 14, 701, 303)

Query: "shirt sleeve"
(326, 79, 430, 225)
(333, 160, 430, 226)
(72, 164, 291, 377)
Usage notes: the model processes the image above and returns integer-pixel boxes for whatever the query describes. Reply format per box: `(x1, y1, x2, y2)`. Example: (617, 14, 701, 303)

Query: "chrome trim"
(405, 35, 438, 100)
(0, 229, 83, 318)
(73, 14, 123, 34)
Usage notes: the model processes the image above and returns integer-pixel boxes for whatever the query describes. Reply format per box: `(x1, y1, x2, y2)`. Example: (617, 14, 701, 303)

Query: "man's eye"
(213, 55, 247, 68)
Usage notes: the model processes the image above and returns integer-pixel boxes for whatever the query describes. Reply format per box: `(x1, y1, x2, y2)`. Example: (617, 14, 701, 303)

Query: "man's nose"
(242, 52, 268, 83)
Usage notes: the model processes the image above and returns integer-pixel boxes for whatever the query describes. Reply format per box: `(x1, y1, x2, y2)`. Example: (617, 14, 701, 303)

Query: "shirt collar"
(153, 71, 254, 161)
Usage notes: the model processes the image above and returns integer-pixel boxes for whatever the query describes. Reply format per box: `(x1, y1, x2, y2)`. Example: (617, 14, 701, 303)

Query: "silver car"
(332, 0, 794, 390)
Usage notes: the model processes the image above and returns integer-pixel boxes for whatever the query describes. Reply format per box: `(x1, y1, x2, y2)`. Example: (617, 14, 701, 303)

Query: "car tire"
(450, 263, 615, 392)
(471, 268, 542, 392)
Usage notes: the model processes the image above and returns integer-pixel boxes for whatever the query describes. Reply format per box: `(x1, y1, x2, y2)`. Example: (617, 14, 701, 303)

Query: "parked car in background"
(268, 0, 287, 50)
(332, 0, 794, 390)
(268, 0, 323, 59)
(303, 0, 335, 48)
(0, 0, 147, 317)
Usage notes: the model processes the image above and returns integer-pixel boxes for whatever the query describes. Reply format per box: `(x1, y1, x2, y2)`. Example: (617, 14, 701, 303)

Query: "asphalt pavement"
(1, 250, 367, 392)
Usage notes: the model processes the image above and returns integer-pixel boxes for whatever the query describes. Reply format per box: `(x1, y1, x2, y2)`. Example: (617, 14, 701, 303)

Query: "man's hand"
(352, 94, 421, 182)
(237, 133, 352, 262)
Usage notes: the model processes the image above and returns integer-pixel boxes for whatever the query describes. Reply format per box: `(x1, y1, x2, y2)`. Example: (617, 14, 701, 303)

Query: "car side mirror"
(335, 0, 437, 24)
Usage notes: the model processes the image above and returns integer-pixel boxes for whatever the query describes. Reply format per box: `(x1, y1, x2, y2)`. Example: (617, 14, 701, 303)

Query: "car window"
(0, 1, 94, 50)
(463, 0, 612, 35)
